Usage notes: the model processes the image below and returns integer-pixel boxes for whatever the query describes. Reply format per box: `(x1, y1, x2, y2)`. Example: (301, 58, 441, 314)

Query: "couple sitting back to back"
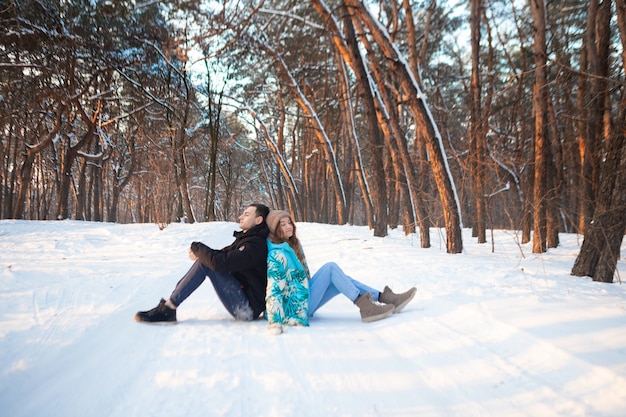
(135, 204, 416, 334)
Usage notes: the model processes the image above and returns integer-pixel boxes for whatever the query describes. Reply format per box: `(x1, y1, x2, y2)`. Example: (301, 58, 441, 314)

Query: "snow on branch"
(135, 0, 161, 9)
(486, 181, 510, 198)
(258, 8, 326, 31)
(115, 69, 175, 114)
(77, 150, 104, 161)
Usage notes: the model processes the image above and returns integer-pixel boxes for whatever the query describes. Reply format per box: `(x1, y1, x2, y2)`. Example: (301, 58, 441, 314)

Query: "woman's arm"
(265, 252, 287, 326)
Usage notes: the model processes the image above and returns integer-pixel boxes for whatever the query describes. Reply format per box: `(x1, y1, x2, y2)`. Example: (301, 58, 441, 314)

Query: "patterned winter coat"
(266, 239, 309, 327)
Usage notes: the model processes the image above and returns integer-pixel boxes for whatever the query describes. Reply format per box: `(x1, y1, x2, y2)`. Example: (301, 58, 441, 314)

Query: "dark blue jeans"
(169, 260, 254, 321)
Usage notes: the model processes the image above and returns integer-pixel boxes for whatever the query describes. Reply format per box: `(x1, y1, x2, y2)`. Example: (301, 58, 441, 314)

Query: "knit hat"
(266, 210, 291, 234)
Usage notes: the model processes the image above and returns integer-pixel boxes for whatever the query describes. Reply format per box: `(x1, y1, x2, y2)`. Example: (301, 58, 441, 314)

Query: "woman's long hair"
(270, 215, 310, 279)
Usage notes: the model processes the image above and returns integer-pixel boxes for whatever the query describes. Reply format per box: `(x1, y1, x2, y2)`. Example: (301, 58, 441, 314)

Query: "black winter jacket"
(189, 223, 269, 319)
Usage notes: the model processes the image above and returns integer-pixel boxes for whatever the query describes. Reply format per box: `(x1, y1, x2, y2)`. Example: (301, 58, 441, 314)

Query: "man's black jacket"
(190, 223, 269, 318)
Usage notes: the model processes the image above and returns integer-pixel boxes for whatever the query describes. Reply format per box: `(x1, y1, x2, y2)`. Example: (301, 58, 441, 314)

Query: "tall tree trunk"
(76, 155, 89, 221)
(342, 7, 388, 236)
(175, 73, 196, 224)
(572, 0, 626, 283)
(571, 103, 626, 282)
(577, 0, 611, 234)
(205, 100, 220, 222)
(314, 0, 420, 237)
(529, 0, 549, 253)
(58, 102, 96, 220)
(275, 92, 288, 213)
(254, 39, 347, 224)
(204, 68, 223, 222)
(470, 0, 486, 243)
(175, 131, 195, 224)
(345, 0, 463, 253)
(245, 105, 302, 217)
(402, 0, 433, 241)
(351, 16, 423, 239)
(576, 6, 592, 234)
(334, 53, 374, 228)
(13, 105, 65, 219)
(108, 136, 136, 223)
(363, 45, 425, 240)
(511, 9, 532, 244)
(546, 92, 563, 247)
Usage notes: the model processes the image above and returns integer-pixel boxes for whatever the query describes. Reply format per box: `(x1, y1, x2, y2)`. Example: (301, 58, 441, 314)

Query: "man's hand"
(188, 247, 198, 261)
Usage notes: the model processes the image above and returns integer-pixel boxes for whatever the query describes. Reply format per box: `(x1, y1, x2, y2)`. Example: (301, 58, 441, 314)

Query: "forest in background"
(1, 0, 625, 281)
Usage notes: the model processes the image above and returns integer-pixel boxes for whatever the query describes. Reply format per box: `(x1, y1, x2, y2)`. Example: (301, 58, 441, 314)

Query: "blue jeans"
(308, 262, 379, 316)
(169, 260, 254, 321)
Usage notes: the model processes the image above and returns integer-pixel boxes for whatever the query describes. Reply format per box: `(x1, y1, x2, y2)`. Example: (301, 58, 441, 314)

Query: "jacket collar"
(234, 222, 269, 239)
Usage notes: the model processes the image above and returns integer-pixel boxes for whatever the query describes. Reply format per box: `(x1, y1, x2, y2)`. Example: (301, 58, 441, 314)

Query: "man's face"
(238, 206, 262, 232)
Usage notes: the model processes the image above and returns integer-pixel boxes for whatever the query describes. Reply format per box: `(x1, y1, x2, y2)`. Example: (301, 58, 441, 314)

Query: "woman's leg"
(169, 260, 253, 321)
(308, 262, 380, 316)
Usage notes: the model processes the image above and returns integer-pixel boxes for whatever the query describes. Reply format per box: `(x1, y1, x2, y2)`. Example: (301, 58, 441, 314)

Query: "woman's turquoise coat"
(266, 239, 309, 327)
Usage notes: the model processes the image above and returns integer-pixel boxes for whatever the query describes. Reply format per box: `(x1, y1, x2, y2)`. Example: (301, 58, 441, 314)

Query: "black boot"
(135, 298, 177, 324)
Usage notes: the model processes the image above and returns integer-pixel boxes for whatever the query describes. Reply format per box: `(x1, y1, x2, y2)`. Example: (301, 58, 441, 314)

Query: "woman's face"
(278, 216, 294, 239)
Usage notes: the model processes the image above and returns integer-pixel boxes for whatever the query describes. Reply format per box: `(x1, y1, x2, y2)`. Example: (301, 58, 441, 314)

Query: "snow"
(1, 219, 625, 417)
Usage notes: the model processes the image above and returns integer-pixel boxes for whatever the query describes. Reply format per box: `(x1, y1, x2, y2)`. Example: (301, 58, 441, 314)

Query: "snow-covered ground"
(0, 219, 625, 417)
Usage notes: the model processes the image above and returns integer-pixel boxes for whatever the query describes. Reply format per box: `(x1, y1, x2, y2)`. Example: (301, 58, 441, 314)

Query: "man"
(135, 203, 270, 323)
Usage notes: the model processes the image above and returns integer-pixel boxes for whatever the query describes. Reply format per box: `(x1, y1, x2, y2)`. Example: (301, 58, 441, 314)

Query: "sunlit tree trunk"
(351, 17, 419, 237)
(529, 0, 548, 253)
(572, 0, 626, 283)
(342, 7, 388, 236)
(244, 105, 302, 218)
(361, 40, 423, 239)
(545, 93, 563, 248)
(469, 0, 486, 243)
(577, 0, 611, 234)
(255, 40, 347, 224)
(403, 0, 432, 241)
(334, 53, 374, 228)
(345, 0, 463, 253)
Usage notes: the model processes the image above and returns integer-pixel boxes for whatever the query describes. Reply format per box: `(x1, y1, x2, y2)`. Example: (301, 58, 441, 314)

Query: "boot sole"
(134, 314, 177, 324)
(134, 319, 178, 325)
(392, 288, 417, 313)
(361, 308, 394, 323)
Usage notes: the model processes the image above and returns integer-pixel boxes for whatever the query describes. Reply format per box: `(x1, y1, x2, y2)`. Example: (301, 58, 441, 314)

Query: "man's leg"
(204, 269, 254, 321)
(169, 260, 254, 321)
(135, 260, 208, 323)
(168, 260, 209, 307)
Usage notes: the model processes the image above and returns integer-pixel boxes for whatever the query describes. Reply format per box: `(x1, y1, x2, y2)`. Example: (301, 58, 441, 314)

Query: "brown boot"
(354, 293, 394, 323)
(379, 286, 417, 313)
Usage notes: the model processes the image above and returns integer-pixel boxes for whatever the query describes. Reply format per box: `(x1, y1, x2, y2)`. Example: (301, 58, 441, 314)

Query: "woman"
(265, 210, 417, 335)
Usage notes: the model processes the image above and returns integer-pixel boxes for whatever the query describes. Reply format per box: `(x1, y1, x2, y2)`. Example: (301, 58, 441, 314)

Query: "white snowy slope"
(0, 220, 625, 417)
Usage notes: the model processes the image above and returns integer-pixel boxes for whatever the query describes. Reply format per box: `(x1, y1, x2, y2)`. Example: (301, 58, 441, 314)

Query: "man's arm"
(190, 238, 265, 272)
